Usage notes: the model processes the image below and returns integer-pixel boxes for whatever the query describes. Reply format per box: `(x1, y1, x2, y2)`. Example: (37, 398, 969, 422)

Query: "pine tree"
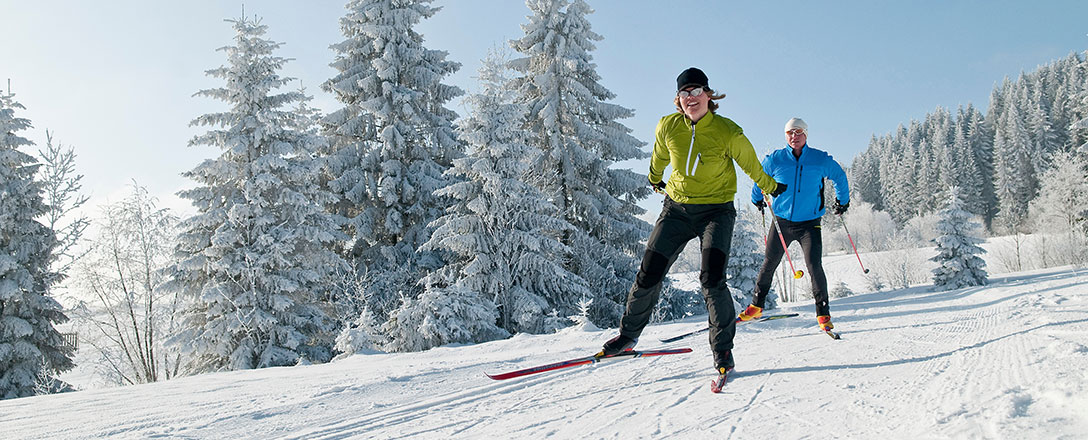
(509, 0, 650, 326)
(0, 90, 73, 399)
(727, 208, 776, 309)
(830, 280, 853, 298)
(930, 187, 988, 291)
(36, 131, 89, 282)
(1028, 87, 1061, 172)
(888, 136, 920, 224)
(168, 17, 348, 372)
(1070, 51, 1088, 152)
(965, 104, 997, 229)
(849, 138, 882, 208)
(412, 50, 589, 340)
(994, 91, 1037, 234)
(321, 0, 464, 327)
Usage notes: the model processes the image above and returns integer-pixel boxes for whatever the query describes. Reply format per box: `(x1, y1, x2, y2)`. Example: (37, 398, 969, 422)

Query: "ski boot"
(818, 315, 841, 339)
(597, 334, 637, 358)
(736, 304, 763, 322)
(710, 350, 734, 393)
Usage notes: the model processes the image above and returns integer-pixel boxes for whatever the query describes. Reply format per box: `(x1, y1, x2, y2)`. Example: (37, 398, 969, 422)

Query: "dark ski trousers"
(752, 217, 830, 316)
(619, 197, 737, 354)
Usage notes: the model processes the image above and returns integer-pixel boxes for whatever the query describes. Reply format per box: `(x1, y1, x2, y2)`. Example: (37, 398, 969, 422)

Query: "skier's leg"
(751, 221, 786, 308)
(799, 220, 830, 316)
(618, 198, 695, 339)
(698, 202, 737, 357)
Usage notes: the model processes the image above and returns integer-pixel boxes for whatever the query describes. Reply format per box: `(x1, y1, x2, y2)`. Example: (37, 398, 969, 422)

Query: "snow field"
(2, 266, 1086, 439)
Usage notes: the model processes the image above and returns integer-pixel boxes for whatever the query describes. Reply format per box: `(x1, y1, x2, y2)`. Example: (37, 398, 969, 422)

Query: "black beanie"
(676, 67, 709, 91)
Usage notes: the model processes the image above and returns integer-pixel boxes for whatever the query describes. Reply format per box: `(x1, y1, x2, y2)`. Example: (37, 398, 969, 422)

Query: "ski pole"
(763, 193, 803, 279)
(761, 206, 767, 245)
(837, 214, 869, 274)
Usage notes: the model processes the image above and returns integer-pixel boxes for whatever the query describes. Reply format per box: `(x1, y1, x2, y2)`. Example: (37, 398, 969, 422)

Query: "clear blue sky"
(4, 0, 1087, 217)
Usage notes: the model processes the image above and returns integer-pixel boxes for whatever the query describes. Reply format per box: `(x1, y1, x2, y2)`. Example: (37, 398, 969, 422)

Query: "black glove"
(650, 179, 666, 194)
(769, 182, 787, 197)
(833, 200, 849, 215)
(754, 200, 766, 214)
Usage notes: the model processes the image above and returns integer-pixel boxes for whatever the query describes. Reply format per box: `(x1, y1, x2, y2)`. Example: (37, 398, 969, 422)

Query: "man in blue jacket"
(739, 118, 850, 332)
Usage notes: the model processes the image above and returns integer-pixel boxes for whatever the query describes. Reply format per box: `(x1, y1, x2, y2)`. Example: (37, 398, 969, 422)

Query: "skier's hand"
(754, 200, 766, 214)
(650, 179, 666, 194)
(833, 200, 849, 215)
(769, 182, 787, 197)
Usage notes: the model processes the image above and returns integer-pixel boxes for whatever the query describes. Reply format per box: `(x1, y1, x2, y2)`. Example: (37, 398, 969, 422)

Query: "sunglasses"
(786, 129, 806, 136)
(677, 87, 705, 98)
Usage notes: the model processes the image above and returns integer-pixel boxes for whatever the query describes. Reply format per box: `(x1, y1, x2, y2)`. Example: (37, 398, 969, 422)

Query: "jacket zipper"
(790, 155, 802, 221)
(685, 120, 699, 176)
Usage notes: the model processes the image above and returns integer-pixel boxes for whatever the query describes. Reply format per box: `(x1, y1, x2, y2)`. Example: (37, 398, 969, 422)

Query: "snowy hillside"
(3, 263, 1087, 439)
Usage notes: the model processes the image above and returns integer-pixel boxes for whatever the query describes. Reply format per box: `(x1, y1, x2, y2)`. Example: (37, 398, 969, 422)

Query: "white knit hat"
(785, 117, 808, 134)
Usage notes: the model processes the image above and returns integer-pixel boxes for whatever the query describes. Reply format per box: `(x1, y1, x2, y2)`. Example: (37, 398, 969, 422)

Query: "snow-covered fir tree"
(727, 207, 777, 309)
(509, 0, 650, 326)
(993, 95, 1037, 234)
(167, 17, 348, 372)
(382, 286, 507, 353)
(36, 131, 89, 283)
(830, 280, 853, 298)
(930, 187, 988, 291)
(0, 90, 73, 399)
(321, 0, 464, 329)
(409, 50, 590, 344)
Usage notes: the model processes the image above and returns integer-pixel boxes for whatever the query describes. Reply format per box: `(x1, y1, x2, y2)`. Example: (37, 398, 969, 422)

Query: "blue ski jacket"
(751, 144, 850, 222)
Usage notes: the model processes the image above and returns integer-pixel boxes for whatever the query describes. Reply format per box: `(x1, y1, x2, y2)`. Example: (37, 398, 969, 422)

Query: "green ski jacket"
(649, 112, 778, 204)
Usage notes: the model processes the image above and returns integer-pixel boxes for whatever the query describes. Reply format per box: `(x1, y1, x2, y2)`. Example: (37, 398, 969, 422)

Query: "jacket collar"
(784, 143, 809, 159)
(687, 111, 715, 127)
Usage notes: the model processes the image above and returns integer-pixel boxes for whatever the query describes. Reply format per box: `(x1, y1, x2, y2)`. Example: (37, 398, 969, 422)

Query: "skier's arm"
(731, 132, 779, 196)
(827, 154, 850, 205)
(648, 118, 670, 185)
(751, 154, 773, 204)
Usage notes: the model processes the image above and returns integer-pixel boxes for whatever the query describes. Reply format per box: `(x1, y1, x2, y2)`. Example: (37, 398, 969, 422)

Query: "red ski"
(486, 347, 693, 381)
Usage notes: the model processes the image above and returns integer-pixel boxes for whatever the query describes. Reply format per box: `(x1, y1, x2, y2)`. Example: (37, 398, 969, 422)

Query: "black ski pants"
(752, 217, 830, 316)
(618, 197, 737, 354)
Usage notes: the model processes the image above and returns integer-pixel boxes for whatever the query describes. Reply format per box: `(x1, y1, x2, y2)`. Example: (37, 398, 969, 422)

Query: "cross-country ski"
(485, 347, 693, 380)
(659, 313, 800, 343)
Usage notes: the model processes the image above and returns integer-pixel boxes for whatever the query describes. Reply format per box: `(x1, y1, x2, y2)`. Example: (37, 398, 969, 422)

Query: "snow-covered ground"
(3, 258, 1087, 438)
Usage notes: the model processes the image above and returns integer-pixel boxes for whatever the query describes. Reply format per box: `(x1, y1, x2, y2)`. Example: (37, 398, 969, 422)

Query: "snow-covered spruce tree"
(993, 87, 1038, 234)
(830, 281, 853, 299)
(509, 0, 650, 327)
(167, 17, 348, 372)
(0, 90, 73, 399)
(728, 207, 777, 309)
(930, 187, 988, 291)
(321, 0, 464, 330)
(37, 131, 89, 283)
(402, 50, 589, 346)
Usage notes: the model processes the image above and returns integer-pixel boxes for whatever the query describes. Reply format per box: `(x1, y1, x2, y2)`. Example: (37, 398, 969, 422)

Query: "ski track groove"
(904, 285, 1053, 437)
(325, 348, 688, 439)
(283, 363, 581, 439)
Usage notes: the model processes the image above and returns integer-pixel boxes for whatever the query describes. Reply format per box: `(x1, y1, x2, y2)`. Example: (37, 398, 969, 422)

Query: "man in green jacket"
(599, 67, 785, 376)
